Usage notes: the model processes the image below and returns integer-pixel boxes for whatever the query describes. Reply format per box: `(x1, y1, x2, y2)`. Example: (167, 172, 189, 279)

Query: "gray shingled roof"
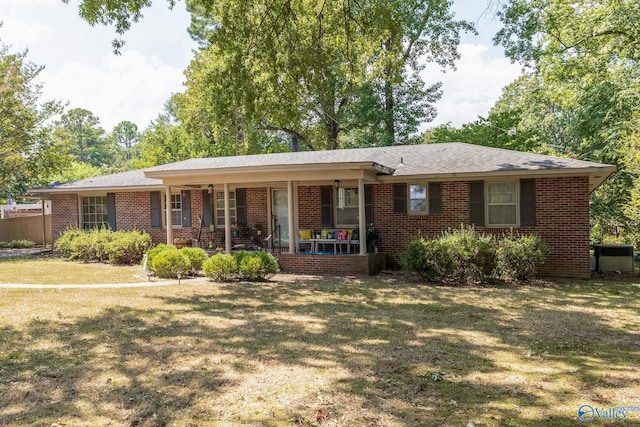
(31, 142, 615, 194)
(31, 169, 162, 193)
(145, 142, 614, 177)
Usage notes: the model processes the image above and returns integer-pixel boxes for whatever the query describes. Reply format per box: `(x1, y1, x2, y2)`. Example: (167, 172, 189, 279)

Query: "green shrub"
(203, 253, 238, 282)
(496, 233, 548, 281)
(402, 227, 545, 284)
(145, 243, 175, 268)
(235, 251, 279, 281)
(56, 228, 152, 265)
(402, 227, 496, 284)
(54, 227, 85, 257)
(438, 227, 497, 284)
(256, 251, 279, 278)
(180, 247, 209, 274)
(401, 238, 444, 281)
(0, 240, 35, 249)
(61, 227, 115, 262)
(151, 249, 191, 278)
(107, 230, 153, 265)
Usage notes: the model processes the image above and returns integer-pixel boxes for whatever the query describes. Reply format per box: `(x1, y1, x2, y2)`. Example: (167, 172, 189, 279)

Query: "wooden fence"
(0, 214, 52, 246)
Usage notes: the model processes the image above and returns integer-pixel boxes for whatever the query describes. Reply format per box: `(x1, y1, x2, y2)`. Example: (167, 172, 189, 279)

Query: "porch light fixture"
(207, 184, 214, 194)
(334, 179, 340, 189)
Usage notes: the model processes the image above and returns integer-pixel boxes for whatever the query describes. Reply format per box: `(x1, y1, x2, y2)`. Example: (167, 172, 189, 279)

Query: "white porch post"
(358, 179, 367, 255)
(224, 183, 232, 253)
(287, 180, 295, 253)
(165, 186, 173, 244)
(41, 199, 47, 248)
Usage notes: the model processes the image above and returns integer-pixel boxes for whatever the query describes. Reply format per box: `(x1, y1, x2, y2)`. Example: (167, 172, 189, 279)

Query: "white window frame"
(80, 195, 108, 230)
(335, 187, 359, 227)
(408, 183, 428, 215)
(485, 180, 519, 228)
(163, 192, 183, 228)
(215, 190, 237, 228)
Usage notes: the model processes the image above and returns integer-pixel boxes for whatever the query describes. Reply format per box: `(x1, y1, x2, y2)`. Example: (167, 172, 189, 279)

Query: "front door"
(272, 189, 289, 248)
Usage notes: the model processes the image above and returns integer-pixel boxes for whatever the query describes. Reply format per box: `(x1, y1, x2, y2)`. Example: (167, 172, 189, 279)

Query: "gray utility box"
(593, 245, 634, 273)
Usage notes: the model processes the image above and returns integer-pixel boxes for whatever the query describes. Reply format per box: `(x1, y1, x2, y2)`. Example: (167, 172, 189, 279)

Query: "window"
(164, 194, 182, 228)
(409, 184, 427, 214)
(336, 188, 358, 226)
(81, 196, 107, 229)
(394, 182, 442, 215)
(215, 191, 237, 227)
(486, 181, 518, 226)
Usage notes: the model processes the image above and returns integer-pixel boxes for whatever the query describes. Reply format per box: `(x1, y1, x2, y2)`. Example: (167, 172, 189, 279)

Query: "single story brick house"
(29, 142, 615, 278)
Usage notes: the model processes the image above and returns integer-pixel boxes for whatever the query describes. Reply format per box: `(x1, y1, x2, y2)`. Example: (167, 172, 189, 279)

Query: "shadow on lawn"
(1, 277, 638, 426)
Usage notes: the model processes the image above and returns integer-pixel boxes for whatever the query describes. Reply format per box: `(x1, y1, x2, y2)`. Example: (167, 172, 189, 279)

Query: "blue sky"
(0, 0, 521, 133)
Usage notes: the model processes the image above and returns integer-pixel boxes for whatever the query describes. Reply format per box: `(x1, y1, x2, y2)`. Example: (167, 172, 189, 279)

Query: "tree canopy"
(0, 41, 64, 197)
(67, 0, 474, 152)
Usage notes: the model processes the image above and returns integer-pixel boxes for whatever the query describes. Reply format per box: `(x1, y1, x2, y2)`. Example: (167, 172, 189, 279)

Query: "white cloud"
(423, 43, 522, 128)
(0, 8, 50, 48)
(41, 50, 185, 131)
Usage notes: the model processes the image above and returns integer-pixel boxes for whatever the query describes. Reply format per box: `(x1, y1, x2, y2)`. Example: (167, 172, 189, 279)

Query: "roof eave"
(144, 161, 393, 179)
(380, 165, 617, 192)
(26, 185, 166, 198)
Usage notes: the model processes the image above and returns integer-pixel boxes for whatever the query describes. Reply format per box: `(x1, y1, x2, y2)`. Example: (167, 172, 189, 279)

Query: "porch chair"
(297, 229, 314, 252)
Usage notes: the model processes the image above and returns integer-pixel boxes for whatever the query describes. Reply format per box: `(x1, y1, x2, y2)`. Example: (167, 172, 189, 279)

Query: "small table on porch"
(311, 238, 337, 254)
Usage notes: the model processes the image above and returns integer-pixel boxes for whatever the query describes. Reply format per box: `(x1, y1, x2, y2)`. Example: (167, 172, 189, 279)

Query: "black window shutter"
(236, 188, 247, 226)
(320, 186, 333, 227)
(201, 190, 213, 227)
(428, 182, 443, 214)
(393, 183, 406, 214)
(181, 190, 192, 227)
(365, 184, 373, 224)
(520, 178, 536, 226)
(470, 181, 485, 226)
(150, 191, 161, 228)
(106, 192, 117, 231)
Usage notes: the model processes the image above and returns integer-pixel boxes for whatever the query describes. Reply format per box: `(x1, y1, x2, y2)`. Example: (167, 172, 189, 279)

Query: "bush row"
(203, 251, 280, 282)
(145, 244, 210, 278)
(402, 227, 548, 284)
(145, 246, 279, 281)
(55, 228, 153, 265)
(0, 240, 36, 249)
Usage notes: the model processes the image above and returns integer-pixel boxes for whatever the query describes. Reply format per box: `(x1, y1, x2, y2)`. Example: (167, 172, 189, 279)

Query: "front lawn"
(0, 255, 148, 285)
(1, 273, 639, 426)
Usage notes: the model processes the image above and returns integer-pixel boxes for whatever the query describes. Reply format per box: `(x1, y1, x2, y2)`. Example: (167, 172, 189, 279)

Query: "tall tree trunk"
(383, 38, 396, 145)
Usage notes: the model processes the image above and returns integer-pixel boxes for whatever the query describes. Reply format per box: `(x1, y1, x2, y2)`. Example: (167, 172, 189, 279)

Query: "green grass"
(0, 256, 148, 284)
(0, 262, 639, 425)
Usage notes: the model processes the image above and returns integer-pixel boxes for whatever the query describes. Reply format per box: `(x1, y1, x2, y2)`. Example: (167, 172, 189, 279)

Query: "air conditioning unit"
(593, 245, 634, 273)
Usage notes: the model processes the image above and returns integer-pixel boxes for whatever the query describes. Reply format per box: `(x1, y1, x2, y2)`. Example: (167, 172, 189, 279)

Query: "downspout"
(41, 199, 46, 248)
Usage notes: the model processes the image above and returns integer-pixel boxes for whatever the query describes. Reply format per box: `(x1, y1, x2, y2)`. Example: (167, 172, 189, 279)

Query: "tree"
(493, 0, 640, 242)
(68, 0, 474, 150)
(110, 120, 140, 164)
(53, 108, 113, 167)
(179, 0, 474, 149)
(0, 40, 64, 196)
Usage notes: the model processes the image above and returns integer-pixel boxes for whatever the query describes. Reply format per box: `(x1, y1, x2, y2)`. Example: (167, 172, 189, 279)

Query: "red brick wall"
(298, 186, 322, 229)
(50, 176, 592, 278)
(294, 177, 591, 278)
(277, 253, 385, 275)
(247, 187, 268, 233)
(369, 177, 590, 278)
(51, 194, 79, 240)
